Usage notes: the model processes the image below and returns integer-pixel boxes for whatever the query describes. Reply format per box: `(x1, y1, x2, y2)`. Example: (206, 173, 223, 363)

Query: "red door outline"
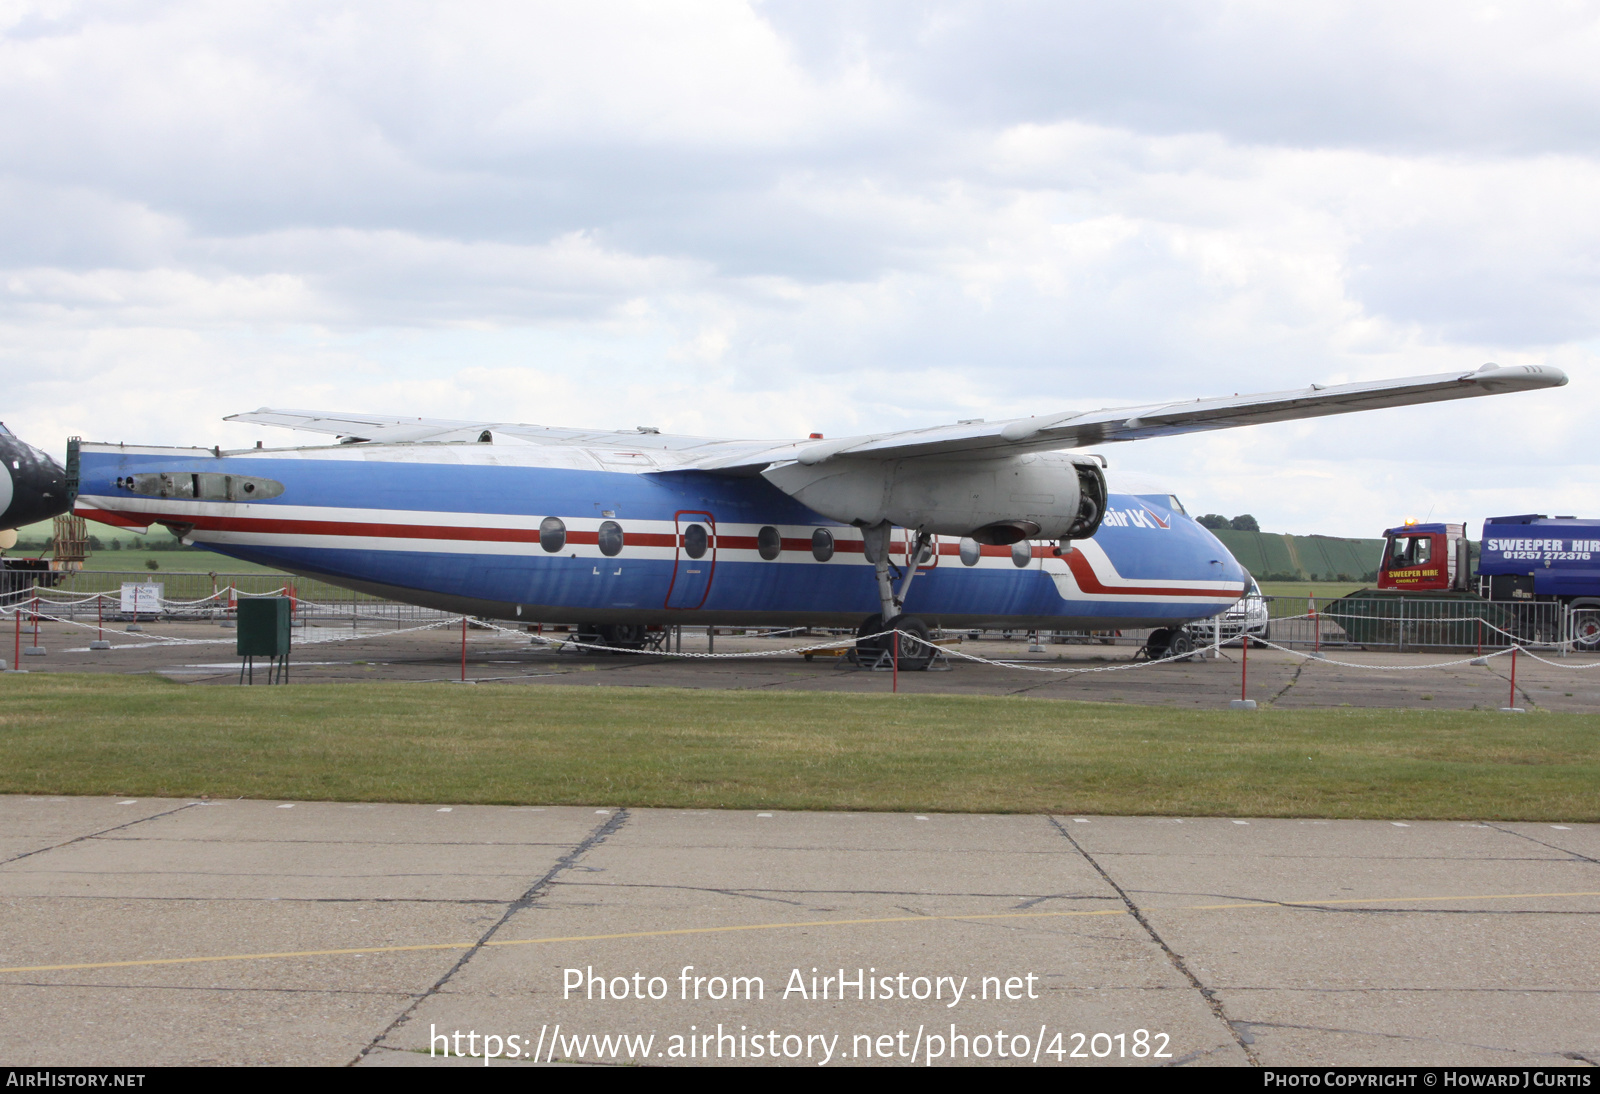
(905, 529, 939, 570)
(664, 510, 717, 610)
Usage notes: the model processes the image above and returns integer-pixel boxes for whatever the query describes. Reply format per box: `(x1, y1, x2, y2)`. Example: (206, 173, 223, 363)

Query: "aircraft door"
(665, 511, 717, 610)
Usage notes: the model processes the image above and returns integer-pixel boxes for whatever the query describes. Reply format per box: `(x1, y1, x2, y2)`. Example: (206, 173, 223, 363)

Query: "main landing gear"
(854, 522, 938, 671)
(575, 623, 650, 652)
(1144, 627, 1197, 662)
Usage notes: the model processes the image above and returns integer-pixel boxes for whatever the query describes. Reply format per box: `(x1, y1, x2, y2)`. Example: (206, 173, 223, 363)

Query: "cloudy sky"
(3, 0, 1596, 536)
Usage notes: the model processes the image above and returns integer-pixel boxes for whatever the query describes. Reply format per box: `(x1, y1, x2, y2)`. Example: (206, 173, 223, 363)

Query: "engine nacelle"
(762, 452, 1107, 545)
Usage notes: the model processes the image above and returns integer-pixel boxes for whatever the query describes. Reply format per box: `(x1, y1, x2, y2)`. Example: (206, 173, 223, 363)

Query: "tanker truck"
(1324, 515, 1600, 649)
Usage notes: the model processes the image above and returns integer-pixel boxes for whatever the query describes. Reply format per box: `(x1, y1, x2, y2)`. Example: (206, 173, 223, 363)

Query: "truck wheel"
(1573, 613, 1600, 652)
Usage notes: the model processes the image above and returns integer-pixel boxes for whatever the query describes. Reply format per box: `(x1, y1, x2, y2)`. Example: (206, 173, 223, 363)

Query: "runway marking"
(3, 890, 1597, 976)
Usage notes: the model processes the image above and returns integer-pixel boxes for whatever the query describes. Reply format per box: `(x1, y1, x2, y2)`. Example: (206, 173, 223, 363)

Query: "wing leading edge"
(228, 363, 1566, 471)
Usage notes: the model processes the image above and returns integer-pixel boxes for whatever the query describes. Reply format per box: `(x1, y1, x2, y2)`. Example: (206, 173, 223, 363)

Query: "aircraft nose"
(1209, 551, 1249, 592)
(0, 433, 70, 531)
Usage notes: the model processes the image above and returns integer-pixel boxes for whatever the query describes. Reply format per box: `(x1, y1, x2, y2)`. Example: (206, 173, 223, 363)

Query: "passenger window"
(684, 523, 708, 560)
(811, 528, 834, 562)
(597, 520, 623, 557)
(1011, 541, 1033, 568)
(960, 538, 981, 566)
(539, 516, 566, 553)
(757, 525, 781, 561)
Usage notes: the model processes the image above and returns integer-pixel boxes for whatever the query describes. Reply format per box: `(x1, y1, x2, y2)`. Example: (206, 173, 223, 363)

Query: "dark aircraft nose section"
(0, 423, 71, 531)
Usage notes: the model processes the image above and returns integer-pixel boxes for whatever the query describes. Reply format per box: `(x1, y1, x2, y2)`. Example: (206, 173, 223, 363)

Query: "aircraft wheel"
(1145, 627, 1173, 659)
(883, 614, 936, 671)
(855, 614, 890, 655)
(596, 623, 648, 652)
(1165, 630, 1196, 661)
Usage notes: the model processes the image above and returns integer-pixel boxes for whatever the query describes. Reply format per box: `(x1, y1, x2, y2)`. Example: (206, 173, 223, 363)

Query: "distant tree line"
(1197, 514, 1259, 532)
(5, 533, 193, 554)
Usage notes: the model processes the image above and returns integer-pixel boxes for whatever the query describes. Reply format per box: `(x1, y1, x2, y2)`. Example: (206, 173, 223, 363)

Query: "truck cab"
(1376, 522, 1470, 592)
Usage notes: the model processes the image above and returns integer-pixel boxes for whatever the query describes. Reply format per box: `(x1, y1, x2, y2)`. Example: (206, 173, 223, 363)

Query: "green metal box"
(236, 598, 292, 657)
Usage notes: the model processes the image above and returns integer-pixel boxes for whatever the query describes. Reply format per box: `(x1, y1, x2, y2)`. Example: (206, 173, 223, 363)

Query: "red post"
(1241, 633, 1249, 701)
(1509, 645, 1518, 709)
(892, 630, 899, 693)
(461, 615, 468, 682)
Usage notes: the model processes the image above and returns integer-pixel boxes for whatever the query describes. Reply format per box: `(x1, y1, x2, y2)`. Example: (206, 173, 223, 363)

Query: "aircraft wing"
(228, 362, 1565, 470)
(685, 362, 1567, 471)
(223, 408, 728, 450)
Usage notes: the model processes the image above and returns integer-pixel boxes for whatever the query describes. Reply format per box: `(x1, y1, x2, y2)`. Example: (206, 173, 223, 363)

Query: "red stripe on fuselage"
(1061, 549, 1235, 598)
(86, 507, 1234, 597)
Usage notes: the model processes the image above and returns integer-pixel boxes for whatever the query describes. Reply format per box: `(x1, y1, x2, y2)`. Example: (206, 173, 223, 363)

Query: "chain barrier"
(0, 599, 463, 650)
(487, 620, 1227, 674)
(7, 595, 1600, 676)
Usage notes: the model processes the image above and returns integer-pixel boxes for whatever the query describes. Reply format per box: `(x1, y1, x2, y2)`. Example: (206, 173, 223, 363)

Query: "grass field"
(3, 675, 1596, 820)
(76, 551, 286, 575)
(1259, 581, 1368, 601)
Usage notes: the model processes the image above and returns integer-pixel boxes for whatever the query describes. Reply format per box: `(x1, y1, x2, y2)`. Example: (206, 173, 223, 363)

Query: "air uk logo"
(1101, 505, 1170, 531)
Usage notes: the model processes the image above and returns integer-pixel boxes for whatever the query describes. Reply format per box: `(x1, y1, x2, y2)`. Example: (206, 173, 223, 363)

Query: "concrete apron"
(1, 797, 1596, 1067)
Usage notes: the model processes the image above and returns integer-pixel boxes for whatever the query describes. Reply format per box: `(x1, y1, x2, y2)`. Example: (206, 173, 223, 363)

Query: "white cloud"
(0, 0, 1596, 539)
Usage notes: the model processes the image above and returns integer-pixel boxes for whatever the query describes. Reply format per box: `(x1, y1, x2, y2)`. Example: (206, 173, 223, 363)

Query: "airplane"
(67, 363, 1565, 668)
(1, 422, 71, 533)
(1, 422, 73, 593)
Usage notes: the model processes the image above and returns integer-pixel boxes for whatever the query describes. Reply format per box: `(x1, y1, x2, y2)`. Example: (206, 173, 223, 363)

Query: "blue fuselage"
(77, 443, 1249, 629)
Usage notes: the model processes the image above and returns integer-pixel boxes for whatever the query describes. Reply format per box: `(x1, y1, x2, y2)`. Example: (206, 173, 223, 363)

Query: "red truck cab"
(1376, 522, 1470, 592)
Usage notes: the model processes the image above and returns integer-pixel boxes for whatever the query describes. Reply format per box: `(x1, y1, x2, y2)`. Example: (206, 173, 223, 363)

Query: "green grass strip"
(2, 675, 1597, 819)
